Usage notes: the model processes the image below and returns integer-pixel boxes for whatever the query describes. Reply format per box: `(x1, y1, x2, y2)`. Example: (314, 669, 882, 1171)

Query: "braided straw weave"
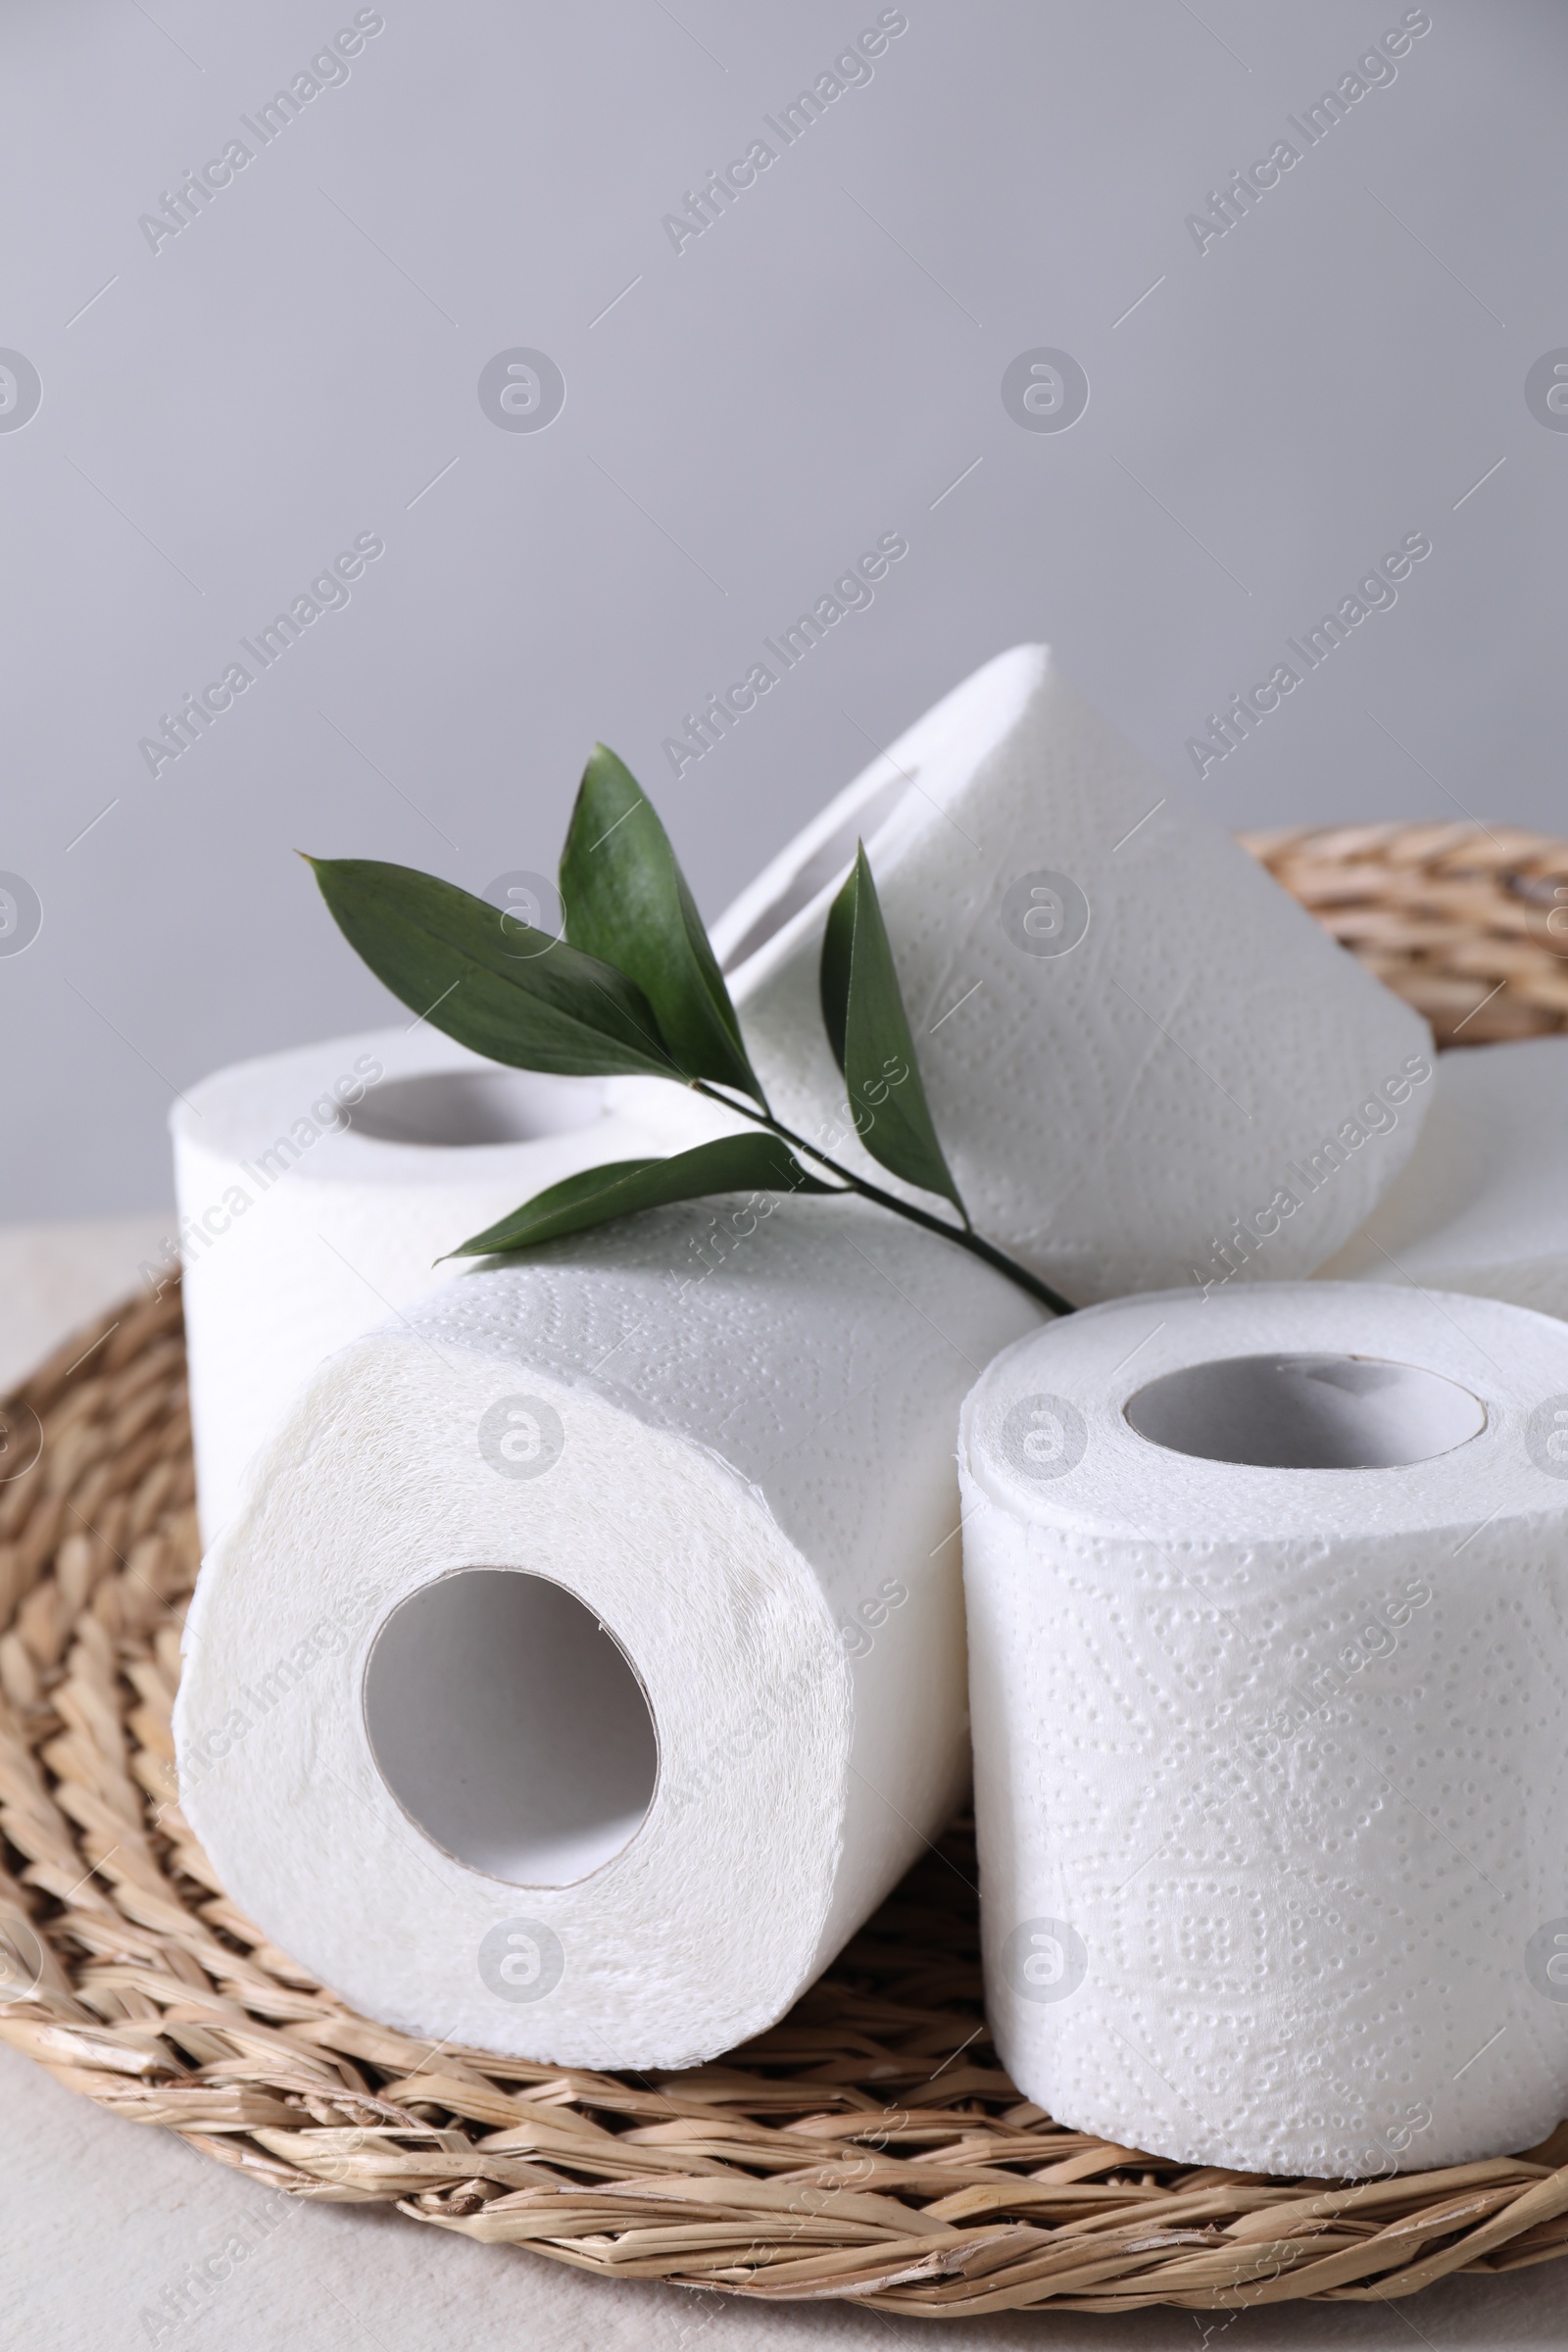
(4, 825, 1568, 2316)
(1244, 821, 1568, 1047)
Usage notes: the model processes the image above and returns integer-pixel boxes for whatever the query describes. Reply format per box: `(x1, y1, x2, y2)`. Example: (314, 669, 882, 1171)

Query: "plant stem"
(692, 1084, 1076, 1317)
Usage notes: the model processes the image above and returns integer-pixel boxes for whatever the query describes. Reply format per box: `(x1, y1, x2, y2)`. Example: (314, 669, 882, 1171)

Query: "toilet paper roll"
(1319, 1038, 1568, 1318)
(172, 1027, 730, 1540)
(710, 647, 1434, 1303)
(959, 1280, 1568, 2175)
(173, 1196, 1042, 2068)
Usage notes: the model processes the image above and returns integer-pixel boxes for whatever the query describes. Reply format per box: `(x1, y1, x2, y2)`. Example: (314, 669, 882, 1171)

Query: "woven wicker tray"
(4, 823, 1568, 2317)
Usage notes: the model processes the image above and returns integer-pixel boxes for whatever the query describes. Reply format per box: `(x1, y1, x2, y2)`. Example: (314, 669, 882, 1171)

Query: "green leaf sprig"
(306, 749, 1075, 1315)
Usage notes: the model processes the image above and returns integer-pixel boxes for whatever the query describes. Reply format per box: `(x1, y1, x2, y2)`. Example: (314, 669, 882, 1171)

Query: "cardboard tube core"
(363, 1568, 658, 1886)
(1125, 1351, 1486, 1469)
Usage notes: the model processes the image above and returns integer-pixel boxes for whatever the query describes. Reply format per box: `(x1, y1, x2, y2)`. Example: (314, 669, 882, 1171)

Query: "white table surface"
(2, 1219, 1564, 2350)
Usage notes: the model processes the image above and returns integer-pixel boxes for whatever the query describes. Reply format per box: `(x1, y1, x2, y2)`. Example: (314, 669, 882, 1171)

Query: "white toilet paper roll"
(1319, 1038, 1568, 1317)
(173, 1197, 1041, 2068)
(172, 1028, 730, 1540)
(959, 1280, 1568, 2175)
(710, 647, 1434, 1303)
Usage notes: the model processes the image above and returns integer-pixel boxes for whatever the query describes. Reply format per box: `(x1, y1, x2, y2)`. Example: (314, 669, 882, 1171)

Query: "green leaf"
(447, 1134, 837, 1255)
(308, 857, 681, 1081)
(819, 862, 855, 1073)
(818, 843, 967, 1218)
(560, 746, 765, 1105)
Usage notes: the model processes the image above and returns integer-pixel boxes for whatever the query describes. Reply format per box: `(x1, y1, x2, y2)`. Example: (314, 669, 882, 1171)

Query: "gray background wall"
(3, 0, 1563, 1221)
